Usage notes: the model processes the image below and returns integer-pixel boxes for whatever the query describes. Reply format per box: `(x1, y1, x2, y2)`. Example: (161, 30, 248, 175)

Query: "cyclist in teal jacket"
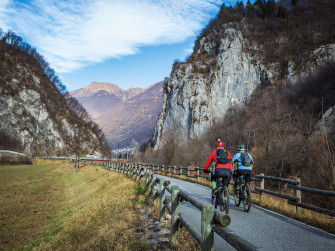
(232, 144, 254, 199)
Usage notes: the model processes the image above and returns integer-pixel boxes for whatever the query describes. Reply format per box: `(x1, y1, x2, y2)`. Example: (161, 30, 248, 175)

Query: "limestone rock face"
(153, 21, 335, 148)
(0, 65, 102, 157)
(315, 106, 335, 136)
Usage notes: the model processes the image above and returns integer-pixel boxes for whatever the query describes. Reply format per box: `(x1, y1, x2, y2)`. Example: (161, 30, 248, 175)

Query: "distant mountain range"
(71, 81, 163, 148)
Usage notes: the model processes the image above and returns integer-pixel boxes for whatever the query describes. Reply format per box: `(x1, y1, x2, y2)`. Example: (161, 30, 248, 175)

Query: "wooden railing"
(254, 174, 335, 216)
(77, 160, 259, 251)
(76, 159, 335, 217)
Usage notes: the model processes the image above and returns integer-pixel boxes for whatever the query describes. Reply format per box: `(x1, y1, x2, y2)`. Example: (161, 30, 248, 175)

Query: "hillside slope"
(0, 32, 105, 156)
(71, 82, 144, 118)
(95, 81, 163, 148)
(153, 0, 335, 148)
(71, 81, 163, 148)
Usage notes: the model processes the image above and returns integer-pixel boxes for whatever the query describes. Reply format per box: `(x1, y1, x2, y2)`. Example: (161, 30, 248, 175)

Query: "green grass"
(0, 160, 150, 250)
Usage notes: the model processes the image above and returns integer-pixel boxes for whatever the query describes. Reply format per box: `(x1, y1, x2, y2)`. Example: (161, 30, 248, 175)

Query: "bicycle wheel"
(233, 185, 240, 206)
(217, 189, 223, 212)
(211, 190, 217, 208)
(243, 183, 252, 212)
(220, 186, 229, 214)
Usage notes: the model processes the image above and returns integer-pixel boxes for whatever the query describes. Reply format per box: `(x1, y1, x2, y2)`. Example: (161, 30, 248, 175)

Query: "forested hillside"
(140, 0, 335, 209)
(0, 30, 109, 157)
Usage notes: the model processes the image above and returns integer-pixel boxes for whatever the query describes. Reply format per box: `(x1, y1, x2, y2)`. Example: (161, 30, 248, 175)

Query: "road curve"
(157, 174, 335, 251)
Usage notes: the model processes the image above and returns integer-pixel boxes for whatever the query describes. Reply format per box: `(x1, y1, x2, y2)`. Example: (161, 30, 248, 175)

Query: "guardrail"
(73, 159, 335, 217)
(75, 160, 259, 251)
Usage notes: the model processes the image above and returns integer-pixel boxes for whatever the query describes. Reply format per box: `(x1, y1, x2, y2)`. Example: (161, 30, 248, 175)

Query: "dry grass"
(251, 193, 335, 234)
(149, 198, 200, 251)
(175, 226, 200, 251)
(0, 160, 150, 250)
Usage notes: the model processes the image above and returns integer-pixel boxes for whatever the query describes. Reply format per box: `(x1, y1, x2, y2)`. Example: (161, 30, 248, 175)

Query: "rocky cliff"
(0, 32, 104, 156)
(153, 1, 335, 148)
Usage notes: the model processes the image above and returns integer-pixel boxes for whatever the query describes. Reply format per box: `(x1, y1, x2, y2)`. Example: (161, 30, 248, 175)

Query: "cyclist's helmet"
(238, 144, 246, 151)
(215, 139, 225, 148)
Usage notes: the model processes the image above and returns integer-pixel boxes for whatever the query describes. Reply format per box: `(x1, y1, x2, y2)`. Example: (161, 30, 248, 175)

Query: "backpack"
(216, 149, 231, 164)
(241, 152, 252, 166)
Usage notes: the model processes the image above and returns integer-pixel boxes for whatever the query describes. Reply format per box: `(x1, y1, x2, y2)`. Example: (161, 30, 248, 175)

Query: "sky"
(0, 0, 254, 91)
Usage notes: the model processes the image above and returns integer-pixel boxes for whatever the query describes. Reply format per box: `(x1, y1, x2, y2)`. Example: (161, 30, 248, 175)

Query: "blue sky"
(0, 0, 254, 91)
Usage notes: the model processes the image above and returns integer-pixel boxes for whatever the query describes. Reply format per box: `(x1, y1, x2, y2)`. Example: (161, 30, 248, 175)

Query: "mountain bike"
(233, 174, 251, 212)
(211, 176, 230, 214)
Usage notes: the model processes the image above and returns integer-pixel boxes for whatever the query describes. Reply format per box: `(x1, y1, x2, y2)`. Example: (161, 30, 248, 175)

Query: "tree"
(160, 127, 180, 166)
(65, 95, 92, 171)
(277, 5, 288, 19)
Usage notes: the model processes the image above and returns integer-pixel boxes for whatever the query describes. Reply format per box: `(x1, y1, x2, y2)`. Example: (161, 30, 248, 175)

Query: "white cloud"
(0, 0, 12, 31)
(0, 0, 222, 72)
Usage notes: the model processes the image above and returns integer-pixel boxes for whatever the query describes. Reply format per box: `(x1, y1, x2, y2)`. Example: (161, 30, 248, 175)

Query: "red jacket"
(204, 148, 233, 172)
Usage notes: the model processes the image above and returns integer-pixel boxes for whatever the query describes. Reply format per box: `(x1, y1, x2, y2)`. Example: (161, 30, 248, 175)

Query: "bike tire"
(211, 190, 217, 208)
(218, 189, 224, 213)
(224, 186, 230, 214)
(233, 185, 240, 206)
(243, 183, 252, 212)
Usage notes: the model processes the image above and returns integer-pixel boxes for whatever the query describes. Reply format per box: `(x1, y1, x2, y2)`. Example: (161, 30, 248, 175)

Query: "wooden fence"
(77, 160, 259, 251)
(77, 159, 335, 217)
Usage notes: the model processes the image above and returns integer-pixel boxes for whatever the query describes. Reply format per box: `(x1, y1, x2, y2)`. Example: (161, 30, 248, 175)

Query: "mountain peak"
(84, 82, 123, 95)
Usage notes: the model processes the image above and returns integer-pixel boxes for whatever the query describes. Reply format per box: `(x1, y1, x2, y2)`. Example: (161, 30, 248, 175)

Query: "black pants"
(233, 169, 252, 185)
(212, 168, 231, 188)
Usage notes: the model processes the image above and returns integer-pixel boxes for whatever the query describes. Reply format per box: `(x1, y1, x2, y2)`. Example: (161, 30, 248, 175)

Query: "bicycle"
(233, 174, 251, 212)
(211, 176, 230, 214)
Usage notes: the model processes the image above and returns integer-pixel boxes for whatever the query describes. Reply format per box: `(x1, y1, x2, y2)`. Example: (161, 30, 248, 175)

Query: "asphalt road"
(157, 174, 335, 251)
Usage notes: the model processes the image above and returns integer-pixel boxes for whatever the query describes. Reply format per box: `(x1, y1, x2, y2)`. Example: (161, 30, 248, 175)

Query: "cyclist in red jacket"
(204, 139, 233, 197)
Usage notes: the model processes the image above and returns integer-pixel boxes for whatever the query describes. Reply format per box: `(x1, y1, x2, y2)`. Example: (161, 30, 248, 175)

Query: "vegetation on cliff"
(139, 0, 335, 210)
(185, 0, 335, 77)
(0, 30, 110, 156)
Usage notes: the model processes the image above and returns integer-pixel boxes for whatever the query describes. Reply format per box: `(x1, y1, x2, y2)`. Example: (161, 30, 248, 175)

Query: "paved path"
(157, 175, 335, 251)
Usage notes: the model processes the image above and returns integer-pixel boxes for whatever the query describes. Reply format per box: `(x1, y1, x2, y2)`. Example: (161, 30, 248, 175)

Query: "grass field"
(0, 160, 150, 250)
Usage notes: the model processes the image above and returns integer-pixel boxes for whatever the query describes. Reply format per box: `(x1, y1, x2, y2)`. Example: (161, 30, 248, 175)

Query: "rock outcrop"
(153, 4, 335, 148)
(0, 40, 103, 156)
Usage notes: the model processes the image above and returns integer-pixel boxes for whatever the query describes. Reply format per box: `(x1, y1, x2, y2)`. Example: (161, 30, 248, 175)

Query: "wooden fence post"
(159, 178, 166, 222)
(145, 169, 150, 188)
(260, 173, 265, 202)
(135, 164, 139, 180)
(296, 178, 302, 215)
(152, 175, 158, 206)
(201, 204, 214, 251)
(171, 185, 180, 248)
(187, 167, 190, 177)
(197, 167, 200, 182)
(148, 172, 154, 196)
(179, 166, 182, 176)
